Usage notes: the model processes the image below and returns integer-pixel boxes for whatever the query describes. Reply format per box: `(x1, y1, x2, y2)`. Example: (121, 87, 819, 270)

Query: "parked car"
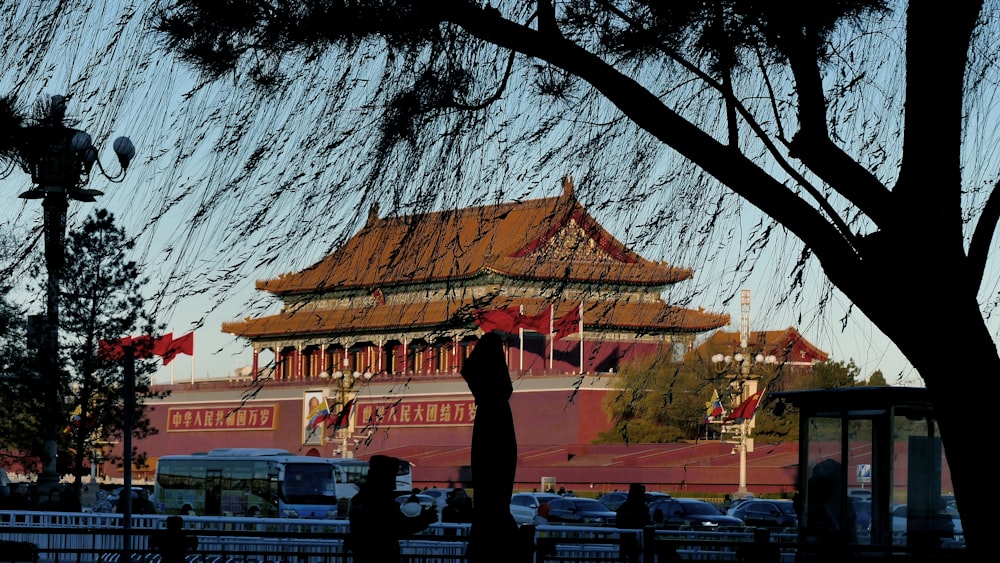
(891, 504, 962, 540)
(510, 503, 536, 526)
(848, 488, 872, 501)
(511, 492, 563, 520)
(728, 499, 797, 528)
(852, 498, 872, 536)
(649, 498, 745, 529)
(598, 491, 672, 511)
(544, 497, 618, 526)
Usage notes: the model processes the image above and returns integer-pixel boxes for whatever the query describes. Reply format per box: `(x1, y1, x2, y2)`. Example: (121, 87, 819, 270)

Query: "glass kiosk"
(771, 387, 963, 559)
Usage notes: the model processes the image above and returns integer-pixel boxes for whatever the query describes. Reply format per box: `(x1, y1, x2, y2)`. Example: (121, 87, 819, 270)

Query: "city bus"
(153, 448, 339, 518)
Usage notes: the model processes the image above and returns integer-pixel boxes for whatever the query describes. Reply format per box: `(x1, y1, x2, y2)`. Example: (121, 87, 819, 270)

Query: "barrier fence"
(0, 511, 965, 562)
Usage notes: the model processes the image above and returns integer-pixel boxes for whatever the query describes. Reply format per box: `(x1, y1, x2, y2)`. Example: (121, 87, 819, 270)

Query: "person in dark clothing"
(347, 454, 436, 562)
(616, 483, 651, 529)
(38, 488, 64, 512)
(149, 515, 198, 563)
(616, 483, 651, 563)
(441, 487, 474, 524)
(460, 332, 529, 562)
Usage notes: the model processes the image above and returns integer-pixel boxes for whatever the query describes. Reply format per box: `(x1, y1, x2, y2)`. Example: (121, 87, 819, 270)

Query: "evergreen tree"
(600, 352, 864, 444)
(28, 209, 167, 506)
(0, 264, 39, 474)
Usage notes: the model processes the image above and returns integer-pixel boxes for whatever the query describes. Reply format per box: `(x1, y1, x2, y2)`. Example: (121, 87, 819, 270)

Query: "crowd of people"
(0, 483, 155, 513)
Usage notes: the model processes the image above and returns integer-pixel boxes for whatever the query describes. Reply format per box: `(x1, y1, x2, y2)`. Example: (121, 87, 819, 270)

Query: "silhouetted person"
(38, 488, 64, 512)
(348, 454, 436, 562)
(616, 483, 651, 563)
(133, 489, 156, 514)
(149, 515, 198, 563)
(460, 332, 527, 562)
(441, 488, 474, 524)
(803, 459, 855, 561)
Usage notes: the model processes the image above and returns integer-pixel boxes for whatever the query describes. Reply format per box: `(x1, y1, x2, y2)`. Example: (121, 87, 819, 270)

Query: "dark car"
(852, 498, 872, 536)
(649, 498, 745, 529)
(729, 499, 797, 528)
(545, 497, 618, 526)
(598, 491, 672, 512)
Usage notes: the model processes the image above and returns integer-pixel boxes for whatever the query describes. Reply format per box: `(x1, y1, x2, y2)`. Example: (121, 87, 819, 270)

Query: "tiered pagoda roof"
(223, 178, 728, 339)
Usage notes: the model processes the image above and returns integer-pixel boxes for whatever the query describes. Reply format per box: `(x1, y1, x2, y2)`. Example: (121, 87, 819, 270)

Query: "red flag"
(161, 332, 194, 366)
(330, 398, 355, 430)
(473, 308, 520, 333)
(98, 335, 166, 360)
(98, 337, 130, 361)
(518, 305, 552, 333)
(725, 389, 765, 422)
(153, 333, 174, 356)
(371, 287, 386, 305)
(553, 306, 582, 340)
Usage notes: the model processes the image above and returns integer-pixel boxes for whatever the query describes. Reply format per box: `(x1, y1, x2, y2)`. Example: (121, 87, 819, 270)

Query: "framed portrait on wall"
(303, 390, 327, 445)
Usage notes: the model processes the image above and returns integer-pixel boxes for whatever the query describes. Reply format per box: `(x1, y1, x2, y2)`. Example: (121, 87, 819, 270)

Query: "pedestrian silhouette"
(347, 454, 436, 562)
(149, 515, 197, 563)
(616, 483, 651, 563)
(460, 332, 529, 562)
(38, 488, 64, 511)
(441, 488, 474, 524)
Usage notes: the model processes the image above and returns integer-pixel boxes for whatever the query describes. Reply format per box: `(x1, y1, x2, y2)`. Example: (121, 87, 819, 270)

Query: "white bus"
(153, 448, 339, 518)
(327, 457, 413, 513)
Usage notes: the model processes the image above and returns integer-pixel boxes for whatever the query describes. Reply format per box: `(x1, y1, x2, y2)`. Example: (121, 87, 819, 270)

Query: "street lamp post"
(4, 95, 133, 493)
(712, 352, 777, 498)
(331, 369, 371, 458)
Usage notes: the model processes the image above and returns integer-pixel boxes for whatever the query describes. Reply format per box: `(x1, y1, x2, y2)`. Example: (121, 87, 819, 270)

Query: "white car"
(511, 492, 563, 522)
(890, 504, 962, 539)
(510, 503, 535, 525)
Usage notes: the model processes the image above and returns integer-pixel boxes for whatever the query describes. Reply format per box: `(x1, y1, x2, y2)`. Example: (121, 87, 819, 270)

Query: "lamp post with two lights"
(1, 94, 134, 493)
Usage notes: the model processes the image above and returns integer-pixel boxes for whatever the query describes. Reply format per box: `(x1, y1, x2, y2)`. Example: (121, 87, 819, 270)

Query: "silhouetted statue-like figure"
(348, 454, 436, 562)
(461, 332, 528, 562)
(149, 516, 198, 563)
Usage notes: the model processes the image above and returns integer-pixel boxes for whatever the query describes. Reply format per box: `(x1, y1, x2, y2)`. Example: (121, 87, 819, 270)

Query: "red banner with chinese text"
(354, 400, 478, 427)
(166, 405, 278, 431)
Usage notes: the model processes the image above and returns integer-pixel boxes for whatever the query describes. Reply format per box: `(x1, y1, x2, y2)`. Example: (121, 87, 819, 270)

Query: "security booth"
(770, 386, 962, 559)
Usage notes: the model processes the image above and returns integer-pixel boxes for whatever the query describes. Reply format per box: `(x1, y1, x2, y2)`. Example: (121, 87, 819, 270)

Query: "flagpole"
(518, 306, 524, 372)
(190, 354, 195, 384)
(518, 328, 524, 372)
(578, 301, 584, 375)
(551, 305, 556, 373)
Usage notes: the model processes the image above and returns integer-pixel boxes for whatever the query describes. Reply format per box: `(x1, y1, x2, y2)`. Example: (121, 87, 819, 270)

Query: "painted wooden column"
(252, 348, 259, 381)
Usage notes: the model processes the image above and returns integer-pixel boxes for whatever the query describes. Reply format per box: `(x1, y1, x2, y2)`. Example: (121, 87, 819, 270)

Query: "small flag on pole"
(160, 332, 194, 366)
(704, 389, 725, 422)
(473, 307, 521, 333)
(725, 388, 766, 423)
(518, 305, 552, 333)
(553, 305, 582, 340)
